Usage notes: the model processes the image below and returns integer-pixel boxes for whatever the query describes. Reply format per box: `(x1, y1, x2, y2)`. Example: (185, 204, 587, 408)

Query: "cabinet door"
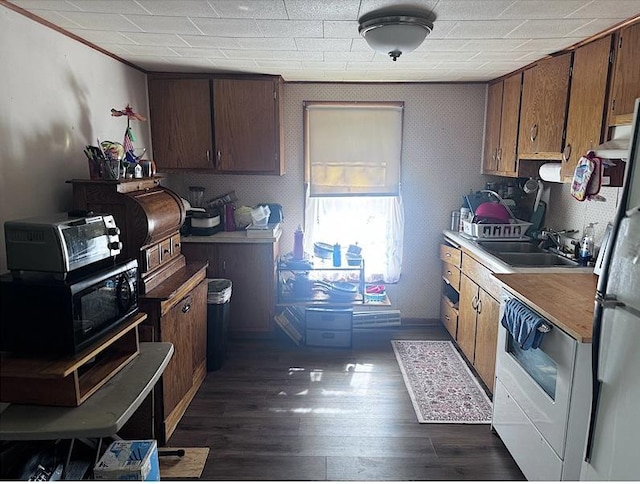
(148, 78, 213, 170)
(213, 79, 283, 174)
(160, 294, 194, 418)
(482, 81, 503, 174)
(609, 22, 640, 126)
(457, 274, 479, 362)
(190, 279, 208, 372)
(498, 72, 522, 175)
(181, 243, 216, 276)
(518, 54, 572, 156)
(215, 243, 276, 335)
(473, 290, 500, 393)
(562, 36, 613, 180)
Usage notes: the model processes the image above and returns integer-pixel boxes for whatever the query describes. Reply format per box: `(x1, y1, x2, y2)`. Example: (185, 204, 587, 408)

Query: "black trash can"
(206, 279, 232, 371)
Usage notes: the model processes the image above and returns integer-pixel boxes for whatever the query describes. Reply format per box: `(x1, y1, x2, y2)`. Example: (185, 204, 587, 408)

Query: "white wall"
(0, 7, 150, 273)
(165, 82, 489, 320)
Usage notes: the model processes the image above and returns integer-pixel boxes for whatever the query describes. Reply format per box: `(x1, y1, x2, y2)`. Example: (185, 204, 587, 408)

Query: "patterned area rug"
(391, 340, 492, 424)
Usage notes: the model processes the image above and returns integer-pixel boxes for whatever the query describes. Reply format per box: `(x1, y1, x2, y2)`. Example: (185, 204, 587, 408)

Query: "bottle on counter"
(293, 225, 304, 260)
(332, 243, 342, 267)
(579, 223, 596, 265)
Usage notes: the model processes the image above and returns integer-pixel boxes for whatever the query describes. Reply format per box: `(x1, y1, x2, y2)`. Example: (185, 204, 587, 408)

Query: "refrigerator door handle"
(585, 300, 604, 463)
(598, 293, 640, 318)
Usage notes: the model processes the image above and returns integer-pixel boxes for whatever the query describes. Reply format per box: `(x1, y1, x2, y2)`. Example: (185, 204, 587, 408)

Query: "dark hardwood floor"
(168, 324, 525, 481)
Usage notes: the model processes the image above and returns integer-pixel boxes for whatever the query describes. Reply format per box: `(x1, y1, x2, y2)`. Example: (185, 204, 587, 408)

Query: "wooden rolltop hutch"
(68, 177, 208, 444)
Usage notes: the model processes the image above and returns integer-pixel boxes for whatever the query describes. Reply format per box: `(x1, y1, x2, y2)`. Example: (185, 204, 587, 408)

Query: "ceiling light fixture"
(358, 14, 434, 61)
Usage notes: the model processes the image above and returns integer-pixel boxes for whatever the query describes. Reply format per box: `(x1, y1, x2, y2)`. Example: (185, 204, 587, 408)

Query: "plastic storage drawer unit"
(305, 307, 353, 348)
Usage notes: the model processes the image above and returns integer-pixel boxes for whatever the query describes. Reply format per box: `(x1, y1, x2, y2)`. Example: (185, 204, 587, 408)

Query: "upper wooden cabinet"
(518, 53, 572, 160)
(562, 35, 614, 180)
(497, 73, 523, 175)
(608, 21, 640, 126)
(148, 75, 284, 175)
(482, 81, 503, 174)
(148, 78, 214, 170)
(213, 78, 284, 174)
(483, 73, 528, 177)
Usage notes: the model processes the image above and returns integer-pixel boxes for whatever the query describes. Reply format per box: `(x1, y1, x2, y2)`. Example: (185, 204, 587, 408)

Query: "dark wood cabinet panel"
(609, 22, 640, 126)
(148, 78, 213, 170)
(213, 78, 284, 174)
(215, 243, 277, 335)
(147, 75, 283, 174)
(518, 53, 572, 158)
(562, 35, 613, 180)
(181, 240, 280, 337)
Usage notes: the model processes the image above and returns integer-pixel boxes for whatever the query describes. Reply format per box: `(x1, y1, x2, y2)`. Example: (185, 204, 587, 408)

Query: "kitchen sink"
(477, 241, 546, 253)
(492, 252, 580, 267)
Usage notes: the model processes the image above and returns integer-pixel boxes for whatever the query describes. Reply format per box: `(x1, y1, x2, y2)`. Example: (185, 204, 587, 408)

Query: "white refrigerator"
(581, 99, 640, 480)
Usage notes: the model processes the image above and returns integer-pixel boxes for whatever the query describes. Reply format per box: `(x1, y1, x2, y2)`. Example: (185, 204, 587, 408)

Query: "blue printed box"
(94, 440, 159, 481)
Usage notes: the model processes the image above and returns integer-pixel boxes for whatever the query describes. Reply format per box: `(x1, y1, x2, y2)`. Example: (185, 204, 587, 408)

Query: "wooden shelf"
(0, 313, 146, 406)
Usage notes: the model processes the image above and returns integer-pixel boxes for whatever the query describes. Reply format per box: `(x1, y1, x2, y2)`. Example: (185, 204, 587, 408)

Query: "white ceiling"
(7, 0, 640, 82)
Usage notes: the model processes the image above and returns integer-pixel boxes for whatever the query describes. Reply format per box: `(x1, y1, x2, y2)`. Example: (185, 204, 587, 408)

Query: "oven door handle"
(116, 273, 136, 312)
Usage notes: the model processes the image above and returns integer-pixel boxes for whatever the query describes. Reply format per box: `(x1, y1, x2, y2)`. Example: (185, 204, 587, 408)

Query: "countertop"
(493, 273, 597, 343)
(443, 230, 597, 343)
(182, 226, 282, 244)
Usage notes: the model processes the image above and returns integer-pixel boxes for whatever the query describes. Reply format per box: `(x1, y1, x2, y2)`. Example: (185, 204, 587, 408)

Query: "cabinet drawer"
(461, 253, 501, 301)
(305, 329, 352, 348)
(442, 262, 461, 290)
(440, 244, 461, 267)
(143, 235, 179, 273)
(305, 308, 353, 330)
(440, 296, 458, 339)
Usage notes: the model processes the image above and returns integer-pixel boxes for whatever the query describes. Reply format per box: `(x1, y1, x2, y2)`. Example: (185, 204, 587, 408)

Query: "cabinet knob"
(182, 303, 191, 313)
(206, 150, 211, 163)
(444, 315, 451, 321)
(477, 299, 483, 314)
(530, 124, 538, 142)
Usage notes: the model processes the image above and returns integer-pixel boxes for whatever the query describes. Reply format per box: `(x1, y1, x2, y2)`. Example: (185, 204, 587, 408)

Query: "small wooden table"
(0, 342, 173, 441)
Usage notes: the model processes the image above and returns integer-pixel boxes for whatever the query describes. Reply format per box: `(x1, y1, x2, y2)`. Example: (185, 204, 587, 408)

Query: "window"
(303, 101, 404, 283)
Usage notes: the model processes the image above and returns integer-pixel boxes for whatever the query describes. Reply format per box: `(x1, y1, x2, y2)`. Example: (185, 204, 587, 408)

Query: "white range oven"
(492, 289, 592, 481)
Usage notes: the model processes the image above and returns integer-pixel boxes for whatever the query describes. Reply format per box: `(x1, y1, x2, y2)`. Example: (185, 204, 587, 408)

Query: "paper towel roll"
(539, 163, 563, 182)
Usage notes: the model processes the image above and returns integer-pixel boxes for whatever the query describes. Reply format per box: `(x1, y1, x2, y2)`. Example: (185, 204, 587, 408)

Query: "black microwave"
(0, 259, 139, 355)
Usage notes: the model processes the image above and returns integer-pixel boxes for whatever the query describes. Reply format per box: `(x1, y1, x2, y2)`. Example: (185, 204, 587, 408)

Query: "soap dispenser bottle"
(579, 223, 596, 264)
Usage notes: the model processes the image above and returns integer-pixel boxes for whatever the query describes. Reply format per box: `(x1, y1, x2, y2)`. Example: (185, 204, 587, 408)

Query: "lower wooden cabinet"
(181, 239, 280, 338)
(139, 262, 207, 443)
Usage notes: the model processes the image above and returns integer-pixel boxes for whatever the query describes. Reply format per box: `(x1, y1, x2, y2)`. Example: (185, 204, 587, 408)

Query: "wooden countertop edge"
(181, 227, 282, 244)
(493, 273, 596, 343)
(140, 262, 208, 302)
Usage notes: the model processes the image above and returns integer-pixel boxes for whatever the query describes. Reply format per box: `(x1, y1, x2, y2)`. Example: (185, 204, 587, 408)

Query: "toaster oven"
(4, 212, 122, 274)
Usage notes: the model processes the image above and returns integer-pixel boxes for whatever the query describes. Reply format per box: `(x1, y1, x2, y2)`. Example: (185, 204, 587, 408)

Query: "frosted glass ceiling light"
(358, 14, 434, 61)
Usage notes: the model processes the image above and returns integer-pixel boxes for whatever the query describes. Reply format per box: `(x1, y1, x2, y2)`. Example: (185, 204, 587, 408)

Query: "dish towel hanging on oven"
(501, 298, 549, 350)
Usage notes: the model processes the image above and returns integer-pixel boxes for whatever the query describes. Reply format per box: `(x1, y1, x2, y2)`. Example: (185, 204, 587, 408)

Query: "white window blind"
(304, 101, 403, 196)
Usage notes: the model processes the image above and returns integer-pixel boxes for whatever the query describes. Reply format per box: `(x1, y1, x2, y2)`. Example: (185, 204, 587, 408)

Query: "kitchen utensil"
(523, 177, 544, 211)
(314, 242, 333, 259)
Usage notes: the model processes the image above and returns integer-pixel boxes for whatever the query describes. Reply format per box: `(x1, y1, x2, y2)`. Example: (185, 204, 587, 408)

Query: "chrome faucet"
(538, 229, 566, 252)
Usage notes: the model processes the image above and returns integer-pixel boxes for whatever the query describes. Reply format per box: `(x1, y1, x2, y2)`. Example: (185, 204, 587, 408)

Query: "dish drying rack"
(462, 190, 532, 240)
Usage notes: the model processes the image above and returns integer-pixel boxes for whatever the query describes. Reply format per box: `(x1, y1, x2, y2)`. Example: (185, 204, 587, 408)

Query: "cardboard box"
(94, 440, 159, 481)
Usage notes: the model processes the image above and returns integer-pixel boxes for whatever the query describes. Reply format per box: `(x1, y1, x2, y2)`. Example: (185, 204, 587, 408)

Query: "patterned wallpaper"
(546, 183, 622, 249)
(164, 82, 489, 320)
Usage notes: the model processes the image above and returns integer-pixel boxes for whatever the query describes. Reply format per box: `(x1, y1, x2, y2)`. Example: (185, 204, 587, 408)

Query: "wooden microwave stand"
(68, 177, 208, 444)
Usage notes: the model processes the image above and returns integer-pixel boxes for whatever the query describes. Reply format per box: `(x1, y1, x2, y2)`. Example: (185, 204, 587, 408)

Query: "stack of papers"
(246, 222, 281, 238)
